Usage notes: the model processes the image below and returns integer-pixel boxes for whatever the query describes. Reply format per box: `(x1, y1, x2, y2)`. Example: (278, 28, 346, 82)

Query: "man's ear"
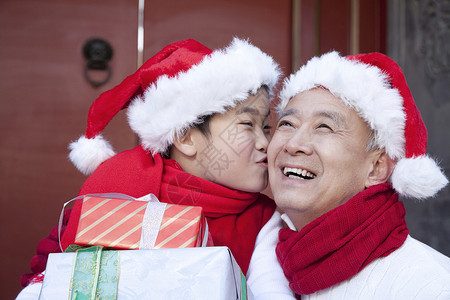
(172, 129, 198, 157)
(365, 150, 396, 188)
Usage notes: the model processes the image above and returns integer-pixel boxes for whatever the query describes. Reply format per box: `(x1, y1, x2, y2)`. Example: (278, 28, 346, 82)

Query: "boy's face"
(194, 87, 271, 192)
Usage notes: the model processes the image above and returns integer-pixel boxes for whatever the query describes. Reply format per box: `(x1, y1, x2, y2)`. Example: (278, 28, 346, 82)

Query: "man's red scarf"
(276, 183, 409, 296)
(22, 146, 275, 286)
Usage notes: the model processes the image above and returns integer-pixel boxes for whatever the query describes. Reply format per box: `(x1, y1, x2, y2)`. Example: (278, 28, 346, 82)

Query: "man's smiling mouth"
(283, 167, 316, 179)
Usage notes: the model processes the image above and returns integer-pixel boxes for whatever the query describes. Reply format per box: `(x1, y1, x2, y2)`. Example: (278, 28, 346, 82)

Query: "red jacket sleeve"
(20, 209, 71, 287)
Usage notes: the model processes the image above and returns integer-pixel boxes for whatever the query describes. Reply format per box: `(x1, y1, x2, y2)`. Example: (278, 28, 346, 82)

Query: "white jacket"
(303, 235, 450, 299)
(247, 210, 295, 299)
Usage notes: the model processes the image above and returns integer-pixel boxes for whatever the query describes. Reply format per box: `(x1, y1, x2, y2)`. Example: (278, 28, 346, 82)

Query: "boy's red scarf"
(276, 183, 408, 296)
(22, 146, 275, 285)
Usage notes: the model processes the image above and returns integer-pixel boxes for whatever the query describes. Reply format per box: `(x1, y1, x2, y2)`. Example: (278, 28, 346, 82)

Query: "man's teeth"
(283, 167, 316, 179)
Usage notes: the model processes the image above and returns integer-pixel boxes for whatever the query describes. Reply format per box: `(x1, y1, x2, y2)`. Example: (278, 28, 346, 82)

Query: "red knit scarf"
(63, 146, 275, 274)
(276, 183, 409, 296)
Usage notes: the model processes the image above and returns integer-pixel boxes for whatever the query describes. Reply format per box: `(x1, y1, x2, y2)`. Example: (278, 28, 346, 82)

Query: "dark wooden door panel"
(0, 1, 137, 298)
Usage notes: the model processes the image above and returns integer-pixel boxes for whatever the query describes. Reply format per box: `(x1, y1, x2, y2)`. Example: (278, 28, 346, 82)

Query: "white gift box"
(39, 246, 251, 300)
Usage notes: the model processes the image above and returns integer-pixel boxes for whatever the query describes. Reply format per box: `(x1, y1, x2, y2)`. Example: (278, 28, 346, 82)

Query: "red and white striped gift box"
(70, 195, 206, 250)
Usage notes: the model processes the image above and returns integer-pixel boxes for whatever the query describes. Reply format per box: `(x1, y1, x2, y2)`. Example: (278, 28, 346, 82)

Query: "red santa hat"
(278, 51, 448, 199)
(69, 38, 281, 175)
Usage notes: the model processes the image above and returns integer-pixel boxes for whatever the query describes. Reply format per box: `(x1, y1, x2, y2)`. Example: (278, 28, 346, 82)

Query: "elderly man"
(268, 52, 450, 299)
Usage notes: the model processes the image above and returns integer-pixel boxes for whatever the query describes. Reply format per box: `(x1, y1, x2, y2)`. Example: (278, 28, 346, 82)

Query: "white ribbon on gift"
(136, 193, 166, 249)
(58, 193, 209, 252)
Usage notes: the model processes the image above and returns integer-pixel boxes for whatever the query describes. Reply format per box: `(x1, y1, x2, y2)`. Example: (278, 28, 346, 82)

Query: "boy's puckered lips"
(256, 156, 268, 167)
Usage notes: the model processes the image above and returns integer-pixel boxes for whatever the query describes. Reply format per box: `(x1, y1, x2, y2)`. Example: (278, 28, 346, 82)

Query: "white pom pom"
(68, 135, 116, 175)
(392, 155, 449, 200)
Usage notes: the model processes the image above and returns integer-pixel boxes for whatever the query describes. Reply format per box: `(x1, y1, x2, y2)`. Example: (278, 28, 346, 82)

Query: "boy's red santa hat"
(278, 51, 448, 199)
(69, 38, 281, 175)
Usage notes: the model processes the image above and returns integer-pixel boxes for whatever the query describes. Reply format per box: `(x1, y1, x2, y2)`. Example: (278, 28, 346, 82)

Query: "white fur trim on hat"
(278, 51, 406, 160)
(392, 155, 449, 199)
(127, 38, 281, 154)
(68, 135, 116, 175)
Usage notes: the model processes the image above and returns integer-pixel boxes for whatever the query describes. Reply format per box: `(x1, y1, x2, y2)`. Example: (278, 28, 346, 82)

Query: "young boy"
(20, 38, 294, 298)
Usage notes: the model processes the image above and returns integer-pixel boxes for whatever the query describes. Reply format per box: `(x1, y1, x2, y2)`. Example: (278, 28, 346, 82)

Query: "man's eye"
(277, 120, 292, 128)
(317, 123, 333, 131)
(240, 121, 253, 127)
(264, 125, 272, 131)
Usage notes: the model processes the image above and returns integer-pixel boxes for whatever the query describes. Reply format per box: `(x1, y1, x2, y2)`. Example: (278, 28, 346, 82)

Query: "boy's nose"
(255, 131, 269, 153)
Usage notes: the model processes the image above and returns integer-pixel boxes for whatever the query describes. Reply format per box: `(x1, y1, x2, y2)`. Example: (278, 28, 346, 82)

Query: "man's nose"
(284, 128, 313, 155)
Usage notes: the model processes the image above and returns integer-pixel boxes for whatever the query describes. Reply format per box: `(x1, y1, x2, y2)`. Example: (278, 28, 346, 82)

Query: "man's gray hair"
(366, 129, 380, 152)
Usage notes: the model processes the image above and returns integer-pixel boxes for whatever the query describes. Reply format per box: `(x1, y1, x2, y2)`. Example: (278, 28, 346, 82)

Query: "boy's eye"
(240, 121, 253, 127)
(264, 125, 272, 131)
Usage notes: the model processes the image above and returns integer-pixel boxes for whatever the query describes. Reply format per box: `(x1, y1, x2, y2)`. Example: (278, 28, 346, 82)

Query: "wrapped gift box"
(61, 194, 209, 251)
(39, 247, 250, 300)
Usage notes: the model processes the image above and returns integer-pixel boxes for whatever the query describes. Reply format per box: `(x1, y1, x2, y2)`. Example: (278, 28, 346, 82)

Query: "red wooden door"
(142, 0, 291, 73)
(0, 1, 138, 298)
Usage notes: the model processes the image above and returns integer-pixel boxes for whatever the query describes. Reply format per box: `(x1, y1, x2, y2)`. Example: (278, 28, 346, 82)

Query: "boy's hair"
(195, 114, 214, 138)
